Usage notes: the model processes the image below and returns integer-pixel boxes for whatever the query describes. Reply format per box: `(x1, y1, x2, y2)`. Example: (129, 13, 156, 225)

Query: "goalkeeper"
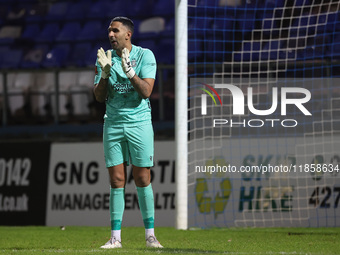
(93, 17, 162, 249)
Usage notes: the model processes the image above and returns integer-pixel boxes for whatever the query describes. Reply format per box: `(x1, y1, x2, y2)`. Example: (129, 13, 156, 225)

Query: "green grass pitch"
(0, 226, 339, 254)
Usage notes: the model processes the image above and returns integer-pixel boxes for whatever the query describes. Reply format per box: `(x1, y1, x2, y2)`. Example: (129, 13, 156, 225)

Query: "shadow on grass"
(137, 248, 224, 254)
(288, 232, 339, 236)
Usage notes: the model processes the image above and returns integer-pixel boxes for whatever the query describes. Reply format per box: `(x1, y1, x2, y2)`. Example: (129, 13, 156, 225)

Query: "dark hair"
(111, 16, 134, 34)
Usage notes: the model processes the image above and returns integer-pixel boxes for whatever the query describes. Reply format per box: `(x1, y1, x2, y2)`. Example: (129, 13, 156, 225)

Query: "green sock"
(110, 188, 125, 231)
(136, 183, 155, 229)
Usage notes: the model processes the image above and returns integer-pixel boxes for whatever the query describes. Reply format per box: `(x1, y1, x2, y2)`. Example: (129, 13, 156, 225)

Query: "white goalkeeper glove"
(97, 47, 112, 79)
(121, 48, 135, 79)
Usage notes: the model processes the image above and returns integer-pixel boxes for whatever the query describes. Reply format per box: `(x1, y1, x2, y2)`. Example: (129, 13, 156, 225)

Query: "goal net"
(187, 0, 340, 228)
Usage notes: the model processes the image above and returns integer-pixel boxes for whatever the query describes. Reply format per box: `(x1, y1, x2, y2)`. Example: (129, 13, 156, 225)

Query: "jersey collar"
(112, 45, 135, 58)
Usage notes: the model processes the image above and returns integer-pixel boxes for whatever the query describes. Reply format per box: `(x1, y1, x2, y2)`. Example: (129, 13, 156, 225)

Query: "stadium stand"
(56, 22, 82, 42)
(0, 49, 23, 69)
(0, 0, 338, 138)
(35, 23, 60, 43)
(21, 23, 40, 41)
(44, 1, 70, 21)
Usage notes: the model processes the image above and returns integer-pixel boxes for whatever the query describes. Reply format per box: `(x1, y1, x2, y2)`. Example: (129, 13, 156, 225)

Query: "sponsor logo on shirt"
(114, 83, 134, 93)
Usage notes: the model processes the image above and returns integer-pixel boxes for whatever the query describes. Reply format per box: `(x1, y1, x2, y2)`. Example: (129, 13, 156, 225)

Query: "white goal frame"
(175, 0, 188, 230)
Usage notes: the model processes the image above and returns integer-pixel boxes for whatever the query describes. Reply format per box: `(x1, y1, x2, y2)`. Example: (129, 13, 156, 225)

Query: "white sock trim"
(145, 228, 155, 239)
(111, 230, 121, 242)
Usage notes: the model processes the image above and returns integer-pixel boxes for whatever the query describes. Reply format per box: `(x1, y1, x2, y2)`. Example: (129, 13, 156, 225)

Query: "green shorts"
(103, 120, 154, 168)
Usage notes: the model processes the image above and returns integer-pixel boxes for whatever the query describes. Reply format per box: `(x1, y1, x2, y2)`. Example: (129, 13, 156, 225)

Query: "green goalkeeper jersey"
(94, 45, 157, 125)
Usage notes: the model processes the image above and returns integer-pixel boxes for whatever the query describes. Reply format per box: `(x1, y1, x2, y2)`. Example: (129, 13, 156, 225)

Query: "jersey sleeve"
(139, 49, 157, 80)
(94, 59, 102, 85)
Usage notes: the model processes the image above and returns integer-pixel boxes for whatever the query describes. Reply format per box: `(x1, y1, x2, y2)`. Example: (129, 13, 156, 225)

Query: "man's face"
(108, 21, 130, 51)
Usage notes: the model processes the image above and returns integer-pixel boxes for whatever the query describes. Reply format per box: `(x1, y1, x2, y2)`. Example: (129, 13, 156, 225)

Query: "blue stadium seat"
(233, 41, 261, 61)
(236, 10, 257, 34)
(255, 3, 273, 24)
(317, 12, 339, 34)
(0, 46, 10, 64)
(290, 15, 317, 37)
(188, 0, 224, 16)
(36, 23, 60, 43)
(263, 0, 285, 9)
(206, 40, 229, 62)
(260, 11, 280, 37)
(314, 13, 329, 35)
(153, 0, 174, 17)
(45, 2, 70, 21)
(76, 21, 103, 42)
(0, 49, 23, 69)
(207, 16, 233, 55)
(84, 43, 109, 67)
(300, 35, 329, 60)
(21, 24, 40, 41)
(211, 17, 234, 32)
(21, 44, 49, 69)
(66, 43, 92, 67)
(261, 39, 283, 60)
(198, 0, 219, 7)
(328, 12, 340, 31)
(188, 17, 213, 38)
(138, 39, 157, 54)
(0, 45, 9, 52)
(64, 2, 90, 21)
(86, 0, 127, 19)
(188, 39, 203, 62)
(242, 0, 264, 9)
(126, 19, 140, 40)
(107, 1, 128, 17)
(327, 33, 340, 58)
(294, 0, 311, 6)
(209, 17, 233, 43)
(279, 47, 298, 61)
(127, 0, 155, 18)
(286, 36, 306, 51)
(42, 44, 70, 68)
(161, 18, 175, 38)
(86, 0, 109, 19)
(84, 52, 97, 67)
(25, 2, 49, 23)
(56, 22, 81, 42)
(156, 38, 174, 64)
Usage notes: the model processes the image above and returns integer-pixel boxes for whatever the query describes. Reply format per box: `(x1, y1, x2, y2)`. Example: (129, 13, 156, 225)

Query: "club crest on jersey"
(131, 59, 136, 67)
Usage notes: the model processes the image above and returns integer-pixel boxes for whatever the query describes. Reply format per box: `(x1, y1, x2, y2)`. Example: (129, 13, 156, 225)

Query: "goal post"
(181, 0, 340, 228)
(175, 0, 188, 230)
